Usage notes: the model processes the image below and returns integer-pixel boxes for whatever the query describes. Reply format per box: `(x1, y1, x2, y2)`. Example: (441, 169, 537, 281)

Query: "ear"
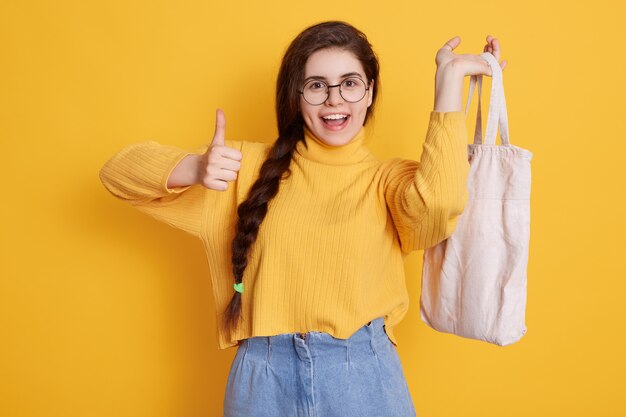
(367, 80, 374, 107)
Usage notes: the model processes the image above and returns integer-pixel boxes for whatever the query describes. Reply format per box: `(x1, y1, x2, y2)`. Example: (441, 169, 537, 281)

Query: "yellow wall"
(1, 1, 624, 416)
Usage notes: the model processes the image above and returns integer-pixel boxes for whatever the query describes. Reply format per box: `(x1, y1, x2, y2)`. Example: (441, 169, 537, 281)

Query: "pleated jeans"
(223, 317, 417, 417)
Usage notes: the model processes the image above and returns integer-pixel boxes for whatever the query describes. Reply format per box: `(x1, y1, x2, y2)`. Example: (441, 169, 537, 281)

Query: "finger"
(210, 161, 239, 182)
(217, 168, 238, 182)
(220, 158, 242, 173)
(206, 178, 228, 191)
(442, 35, 461, 51)
(219, 146, 243, 161)
(211, 108, 226, 146)
(491, 37, 500, 60)
(467, 59, 492, 77)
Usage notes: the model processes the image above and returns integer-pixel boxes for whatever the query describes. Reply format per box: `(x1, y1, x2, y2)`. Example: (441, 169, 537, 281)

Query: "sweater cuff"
(429, 110, 465, 124)
(162, 150, 194, 194)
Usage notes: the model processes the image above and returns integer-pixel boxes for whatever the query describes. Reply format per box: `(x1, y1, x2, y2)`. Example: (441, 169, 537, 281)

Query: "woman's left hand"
(435, 35, 507, 77)
(432, 35, 508, 112)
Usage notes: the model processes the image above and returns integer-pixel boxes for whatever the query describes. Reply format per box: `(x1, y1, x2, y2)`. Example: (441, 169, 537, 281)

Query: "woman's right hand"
(198, 109, 243, 191)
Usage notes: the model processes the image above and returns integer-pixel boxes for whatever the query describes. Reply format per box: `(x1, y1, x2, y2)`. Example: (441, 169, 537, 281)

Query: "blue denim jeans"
(223, 317, 417, 417)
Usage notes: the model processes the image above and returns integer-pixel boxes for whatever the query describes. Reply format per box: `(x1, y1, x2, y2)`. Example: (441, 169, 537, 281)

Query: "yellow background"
(1, 0, 624, 416)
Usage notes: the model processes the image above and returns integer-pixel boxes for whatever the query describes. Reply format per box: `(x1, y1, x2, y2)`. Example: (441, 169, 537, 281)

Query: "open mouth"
(321, 114, 350, 128)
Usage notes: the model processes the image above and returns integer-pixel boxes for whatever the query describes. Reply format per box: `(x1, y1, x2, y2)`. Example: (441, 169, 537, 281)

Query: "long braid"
(221, 125, 302, 334)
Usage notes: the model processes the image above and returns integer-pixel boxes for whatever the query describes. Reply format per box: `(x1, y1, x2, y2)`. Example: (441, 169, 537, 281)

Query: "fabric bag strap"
(464, 52, 511, 146)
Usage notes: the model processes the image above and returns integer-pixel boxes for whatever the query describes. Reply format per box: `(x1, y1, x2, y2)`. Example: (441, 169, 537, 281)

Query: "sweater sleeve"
(98, 139, 243, 238)
(382, 111, 470, 254)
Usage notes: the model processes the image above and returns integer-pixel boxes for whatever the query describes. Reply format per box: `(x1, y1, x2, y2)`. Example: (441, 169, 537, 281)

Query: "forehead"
(303, 48, 366, 79)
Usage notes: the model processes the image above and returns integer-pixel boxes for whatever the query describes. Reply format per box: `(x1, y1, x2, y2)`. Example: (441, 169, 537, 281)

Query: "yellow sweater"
(99, 111, 470, 350)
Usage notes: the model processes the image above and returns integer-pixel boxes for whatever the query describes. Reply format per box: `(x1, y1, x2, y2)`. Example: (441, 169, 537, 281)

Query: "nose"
(326, 85, 343, 106)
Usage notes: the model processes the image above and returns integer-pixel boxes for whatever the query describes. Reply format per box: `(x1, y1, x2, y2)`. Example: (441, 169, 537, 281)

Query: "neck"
(295, 125, 370, 165)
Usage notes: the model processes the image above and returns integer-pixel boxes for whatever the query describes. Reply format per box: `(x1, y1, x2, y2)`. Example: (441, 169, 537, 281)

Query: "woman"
(100, 20, 506, 417)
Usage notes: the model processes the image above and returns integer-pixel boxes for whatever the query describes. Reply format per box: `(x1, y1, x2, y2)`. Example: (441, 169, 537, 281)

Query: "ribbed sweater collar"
(295, 125, 370, 165)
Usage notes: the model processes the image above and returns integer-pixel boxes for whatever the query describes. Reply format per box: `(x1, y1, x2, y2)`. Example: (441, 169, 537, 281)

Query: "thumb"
(211, 108, 226, 147)
(442, 35, 461, 51)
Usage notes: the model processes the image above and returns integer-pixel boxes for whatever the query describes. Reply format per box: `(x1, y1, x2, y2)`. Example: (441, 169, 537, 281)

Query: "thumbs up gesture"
(198, 109, 243, 191)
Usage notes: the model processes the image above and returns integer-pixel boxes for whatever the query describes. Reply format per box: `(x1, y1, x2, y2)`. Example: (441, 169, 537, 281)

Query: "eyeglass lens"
(302, 78, 367, 105)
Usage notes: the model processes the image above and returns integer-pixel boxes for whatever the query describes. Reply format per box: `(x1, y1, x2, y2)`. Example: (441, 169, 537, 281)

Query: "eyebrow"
(303, 72, 364, 83)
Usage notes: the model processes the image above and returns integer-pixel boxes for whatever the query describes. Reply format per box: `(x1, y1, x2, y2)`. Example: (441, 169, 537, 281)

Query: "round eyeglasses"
(298, 77, 369, 106)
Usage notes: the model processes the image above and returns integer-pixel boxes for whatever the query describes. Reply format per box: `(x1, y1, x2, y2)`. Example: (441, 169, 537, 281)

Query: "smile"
(320, 114, 350, 130)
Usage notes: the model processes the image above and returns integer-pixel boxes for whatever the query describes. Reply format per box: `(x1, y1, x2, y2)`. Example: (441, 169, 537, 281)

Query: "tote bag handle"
(464, 52, 511, 146)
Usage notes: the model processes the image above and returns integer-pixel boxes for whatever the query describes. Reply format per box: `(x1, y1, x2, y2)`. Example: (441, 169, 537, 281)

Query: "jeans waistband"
(243, 317, 390, 359)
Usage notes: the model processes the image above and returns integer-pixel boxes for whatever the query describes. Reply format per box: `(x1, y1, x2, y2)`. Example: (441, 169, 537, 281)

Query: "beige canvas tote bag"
(420, 52, 533, 346)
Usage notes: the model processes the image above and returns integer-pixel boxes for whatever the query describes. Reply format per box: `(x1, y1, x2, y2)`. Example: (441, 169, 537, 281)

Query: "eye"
(342, 77, 363, 88)
(306, 80, 326, 90)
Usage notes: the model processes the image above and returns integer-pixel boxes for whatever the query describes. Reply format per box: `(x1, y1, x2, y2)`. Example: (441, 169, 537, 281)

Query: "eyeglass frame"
(297, 77, 371, 106)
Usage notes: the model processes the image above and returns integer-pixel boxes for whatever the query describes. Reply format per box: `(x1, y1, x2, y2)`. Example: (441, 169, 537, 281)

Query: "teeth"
(322, 114, 348, 120)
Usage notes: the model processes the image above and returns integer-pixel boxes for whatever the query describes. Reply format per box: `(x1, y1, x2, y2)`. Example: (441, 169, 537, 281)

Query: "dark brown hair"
(221, 20, 381, 335)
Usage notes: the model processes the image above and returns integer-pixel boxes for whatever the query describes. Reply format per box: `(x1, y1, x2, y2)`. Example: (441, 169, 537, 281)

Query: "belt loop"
(265, 336, 271, 375)
(346, 337, 351, 369)
(241, 338, 249, 364)
(367, 319, 379, 357)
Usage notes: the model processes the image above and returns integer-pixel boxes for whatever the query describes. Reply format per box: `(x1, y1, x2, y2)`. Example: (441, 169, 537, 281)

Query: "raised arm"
(382, 111, 469, 253)
(383, 35, 507, 253)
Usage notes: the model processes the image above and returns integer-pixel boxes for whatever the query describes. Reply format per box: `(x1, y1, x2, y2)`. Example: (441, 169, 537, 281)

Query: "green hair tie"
(233, 282, 244, 294)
